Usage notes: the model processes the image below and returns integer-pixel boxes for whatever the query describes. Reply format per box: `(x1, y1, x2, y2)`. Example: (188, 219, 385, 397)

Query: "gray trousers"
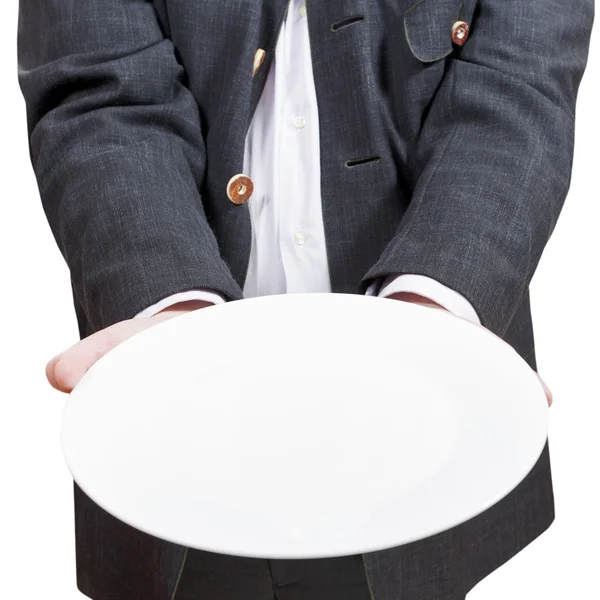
(173, 548, 380, 600)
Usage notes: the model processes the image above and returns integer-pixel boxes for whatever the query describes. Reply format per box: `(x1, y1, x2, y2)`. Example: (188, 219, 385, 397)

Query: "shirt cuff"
(377, 274, 481, 325)
(133, 289, 227, 319)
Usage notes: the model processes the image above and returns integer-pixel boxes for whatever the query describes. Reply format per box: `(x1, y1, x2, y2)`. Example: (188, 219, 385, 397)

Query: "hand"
(45, 300, 213, 394)
(387, 292, 553, 407)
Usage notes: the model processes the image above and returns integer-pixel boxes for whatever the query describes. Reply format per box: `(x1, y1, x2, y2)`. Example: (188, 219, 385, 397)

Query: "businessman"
(18, 0, 592, 599)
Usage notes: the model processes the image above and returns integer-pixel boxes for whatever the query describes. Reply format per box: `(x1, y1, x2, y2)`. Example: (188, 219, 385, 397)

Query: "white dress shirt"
(135, 0, 480, 324)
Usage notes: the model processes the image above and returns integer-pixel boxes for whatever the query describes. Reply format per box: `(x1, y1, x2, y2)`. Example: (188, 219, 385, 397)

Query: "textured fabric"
(17, 1, 593, 599)
(17, 0, 593, 338)
(134, 0, 480, 324)
(360, 0, 594, 339)
(173, 548, 374, 600)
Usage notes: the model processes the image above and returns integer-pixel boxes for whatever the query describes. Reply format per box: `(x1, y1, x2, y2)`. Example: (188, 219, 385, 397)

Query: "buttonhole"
(344, 155, 381, 168)
(331, 15, 365, 31)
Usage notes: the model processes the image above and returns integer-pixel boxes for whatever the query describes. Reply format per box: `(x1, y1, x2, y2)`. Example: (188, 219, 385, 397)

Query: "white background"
(1, 3, 598, 599)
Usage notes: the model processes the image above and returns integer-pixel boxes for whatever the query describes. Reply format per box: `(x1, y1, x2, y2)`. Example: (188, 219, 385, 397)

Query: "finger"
(46, 321, 143, 393)
(47, 331, 115, 393)
(537, 373, 553, 407)
(46, 353, 64, 392)
(46, 304, 209, 393)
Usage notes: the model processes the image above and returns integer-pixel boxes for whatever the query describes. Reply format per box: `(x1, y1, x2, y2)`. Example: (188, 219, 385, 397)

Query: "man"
(17, 0, 592, 599)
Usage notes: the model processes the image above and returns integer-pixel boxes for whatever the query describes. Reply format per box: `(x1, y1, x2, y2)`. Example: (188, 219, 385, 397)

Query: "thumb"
(46, 317, 162, 394)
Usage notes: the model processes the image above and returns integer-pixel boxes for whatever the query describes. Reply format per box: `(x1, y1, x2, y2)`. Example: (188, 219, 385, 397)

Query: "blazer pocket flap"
(404, 0, 468, 63)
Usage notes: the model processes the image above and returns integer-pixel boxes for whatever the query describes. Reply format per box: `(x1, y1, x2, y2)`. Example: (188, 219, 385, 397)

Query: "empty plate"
(61, 293, 548, 558)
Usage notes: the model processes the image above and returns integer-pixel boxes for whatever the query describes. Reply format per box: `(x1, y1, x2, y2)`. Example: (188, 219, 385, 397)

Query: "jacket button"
(253, 49, 266, 77)
(451, 21, 469, 45)
(227, 174, 254, 204)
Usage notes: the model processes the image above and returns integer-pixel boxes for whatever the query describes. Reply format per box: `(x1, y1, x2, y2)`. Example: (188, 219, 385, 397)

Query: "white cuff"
(133, 289, 227, 319)
(377, 274, 481, 325)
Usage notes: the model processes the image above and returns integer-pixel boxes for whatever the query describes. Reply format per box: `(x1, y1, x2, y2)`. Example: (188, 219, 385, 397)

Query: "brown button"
(253, 49, 266, 77)
(451, 21, 469, 46)
(227, 174, 254, 204)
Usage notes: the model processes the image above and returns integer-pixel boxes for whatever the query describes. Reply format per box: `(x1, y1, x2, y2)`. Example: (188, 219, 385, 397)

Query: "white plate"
(61, 293, 548, 559)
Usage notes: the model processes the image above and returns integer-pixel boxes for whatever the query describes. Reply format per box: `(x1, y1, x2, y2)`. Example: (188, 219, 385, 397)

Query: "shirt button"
(226, 174, 254, 204)
(293, 115, 306, 129)
(451, 21, 469, 45)
(294, 231, 306, 245)
(253, 48, 266, 77)
(298, 2, 307, 17)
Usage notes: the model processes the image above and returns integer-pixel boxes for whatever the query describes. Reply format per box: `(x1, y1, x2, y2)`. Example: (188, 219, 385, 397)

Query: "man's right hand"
(46, 300, 213, 394)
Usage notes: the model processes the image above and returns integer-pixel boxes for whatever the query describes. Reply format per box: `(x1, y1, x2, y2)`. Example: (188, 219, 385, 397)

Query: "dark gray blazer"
(17, 1, 593, 599)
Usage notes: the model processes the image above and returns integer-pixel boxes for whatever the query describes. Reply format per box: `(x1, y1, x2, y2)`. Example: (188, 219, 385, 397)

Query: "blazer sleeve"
(17, 0, 244, 334)
(359, 0, 594, 338)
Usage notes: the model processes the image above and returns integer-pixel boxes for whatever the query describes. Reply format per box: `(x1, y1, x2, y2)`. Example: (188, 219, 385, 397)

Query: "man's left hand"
(387, 292, 553, 407)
